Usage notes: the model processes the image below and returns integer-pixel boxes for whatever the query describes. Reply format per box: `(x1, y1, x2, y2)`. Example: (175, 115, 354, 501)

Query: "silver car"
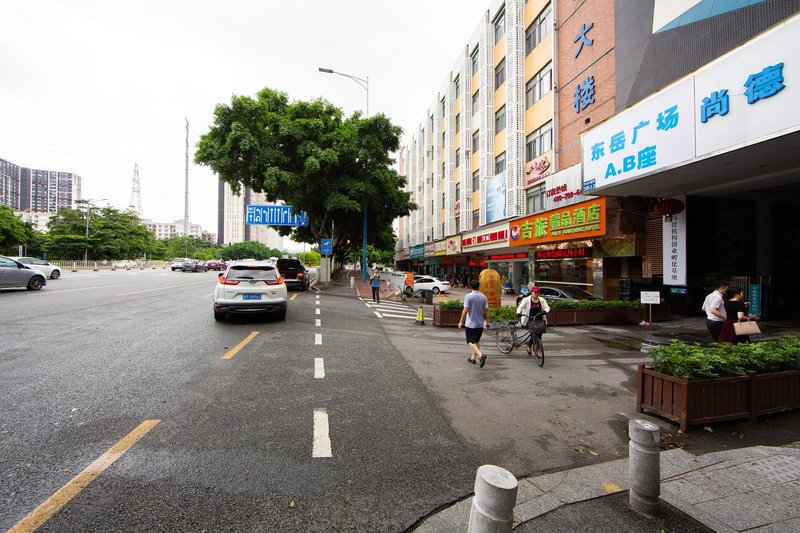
(0, 255, 47, 291)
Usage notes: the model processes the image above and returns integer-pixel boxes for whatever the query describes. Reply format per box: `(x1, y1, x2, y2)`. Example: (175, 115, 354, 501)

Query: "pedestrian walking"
(701, 281, 728, 341)
(516, 285, 550, 354)
(717, 287, 750, 344)
(370, 269, 381, 302)
(458, 279, 491, 368)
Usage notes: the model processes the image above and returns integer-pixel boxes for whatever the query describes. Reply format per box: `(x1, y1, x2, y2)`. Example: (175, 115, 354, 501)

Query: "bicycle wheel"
(531, 335, 545, 367)
(495, 326, 515, 354)
(331, 270, 341, 281)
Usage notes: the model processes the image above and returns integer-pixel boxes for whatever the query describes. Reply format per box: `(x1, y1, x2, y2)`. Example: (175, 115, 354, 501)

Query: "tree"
(159, 236, 219, 260)
(0, 205, 35, 255)
(195, 87, 415, 265)
(296, 250, 320, 266)
(219, 241, 281, 261)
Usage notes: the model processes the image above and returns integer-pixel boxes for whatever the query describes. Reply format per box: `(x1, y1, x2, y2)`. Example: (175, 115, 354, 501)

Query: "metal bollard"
(350, 276, 355, 289)
(467, 464, 518, 533)
(629, 419, 660, 516)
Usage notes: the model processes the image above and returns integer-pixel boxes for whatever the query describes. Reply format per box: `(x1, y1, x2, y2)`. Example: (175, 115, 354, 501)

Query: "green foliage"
(548, 299, 642, 310)
(219, 241, 281, 261)
(296, 251, 320, 266)
(489, 305, 519, 322)
(0, 205, 35, 254)
(158, 236, 219, 260)
(437, 299, 463, 310)
(649, 336, 800, 379)
(194, 87, 415, 265)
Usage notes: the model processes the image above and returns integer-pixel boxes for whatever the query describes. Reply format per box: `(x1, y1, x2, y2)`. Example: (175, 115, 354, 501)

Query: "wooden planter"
(547, 308, 642, 326)
(637, 365, 800, 432)
(433, 307, 462, 327)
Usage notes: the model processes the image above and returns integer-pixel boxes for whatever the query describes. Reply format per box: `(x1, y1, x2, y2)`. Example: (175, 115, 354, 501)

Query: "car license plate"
(242, 294, 261, 300)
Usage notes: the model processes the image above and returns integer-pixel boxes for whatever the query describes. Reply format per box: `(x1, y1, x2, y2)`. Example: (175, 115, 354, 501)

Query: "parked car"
(410, 276, 450, 295)
(171, 258, 190, 271)
(213, 261, 288, 321)
(536, 285, 598, 302)
(276, 258, 309, 291)
(206, 259, 224, 271)
(8, 257, 61, 279)
(0, 256, 47, 290)
(181, 259, 208, 272)
(112, 259, 137, 269)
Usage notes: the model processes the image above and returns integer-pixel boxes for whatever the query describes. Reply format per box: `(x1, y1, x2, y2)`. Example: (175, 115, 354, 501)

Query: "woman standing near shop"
(718, 287, 749, 344)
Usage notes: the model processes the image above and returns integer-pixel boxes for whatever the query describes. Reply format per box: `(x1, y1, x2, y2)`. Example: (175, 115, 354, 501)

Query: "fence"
(50, 260, 169, 271)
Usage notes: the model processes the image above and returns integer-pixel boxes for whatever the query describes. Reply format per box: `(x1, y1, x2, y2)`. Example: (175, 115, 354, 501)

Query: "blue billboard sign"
(321, 238, 332, 255)
(245, 205, 308, 226)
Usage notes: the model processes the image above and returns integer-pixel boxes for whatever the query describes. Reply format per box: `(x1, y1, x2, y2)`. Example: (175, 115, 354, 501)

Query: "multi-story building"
(143, 219, 213, 241)
(14, 209, 53, 232)
(218, 181, 284, 251)
(0, 156, 81, 214)
(398, 0, 799, 317)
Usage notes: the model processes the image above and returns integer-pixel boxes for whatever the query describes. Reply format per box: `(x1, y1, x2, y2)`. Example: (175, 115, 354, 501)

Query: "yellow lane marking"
(222, 331, 259, 360)
(290, 293, 298, 301)
(9, 419, 161, 533)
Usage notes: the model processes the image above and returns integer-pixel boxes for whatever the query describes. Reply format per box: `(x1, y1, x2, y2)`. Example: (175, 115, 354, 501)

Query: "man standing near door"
(702, 281, 728, 341)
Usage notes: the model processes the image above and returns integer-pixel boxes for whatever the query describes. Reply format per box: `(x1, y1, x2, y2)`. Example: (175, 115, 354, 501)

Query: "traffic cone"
(415, 306, 426, 325)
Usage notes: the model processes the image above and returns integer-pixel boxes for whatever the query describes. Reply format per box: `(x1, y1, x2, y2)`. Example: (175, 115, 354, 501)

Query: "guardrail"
(50, 260, 168, 271)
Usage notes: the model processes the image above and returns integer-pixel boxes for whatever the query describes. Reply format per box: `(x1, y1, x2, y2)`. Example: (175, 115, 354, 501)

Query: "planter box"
(637, 365, 800, 432)
(433, 307, 462, 327)
(547, 308, 642, 326)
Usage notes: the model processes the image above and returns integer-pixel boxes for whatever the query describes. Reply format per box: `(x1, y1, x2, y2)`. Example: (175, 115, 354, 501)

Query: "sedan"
(412, 276, 450, 295)
(213, 261, 288, 321)
(8, 256, 61, 279)
(536, 285, 598, 302)
(181, 259, 208, 272)
(0, 255, 47, 290)
(206, 259, 223, 271)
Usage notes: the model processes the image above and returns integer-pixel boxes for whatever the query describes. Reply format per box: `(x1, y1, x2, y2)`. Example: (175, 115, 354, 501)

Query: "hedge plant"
(489, 305, 519, 322)
(649, 336, 800, 379)
(437, 299, 463, 310)
(548, 299, 643, 310)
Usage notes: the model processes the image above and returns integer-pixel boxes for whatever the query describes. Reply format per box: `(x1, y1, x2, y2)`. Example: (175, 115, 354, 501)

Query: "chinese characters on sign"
(462, 229, 508, 249)
(700, 63, 785, 123)
(574, 76, 595, 113)
(545, 184, 582, 204)
(245, 205, 308, 226)
(573, 22, 594, 58)
(662, 202, 687, 286)
(525, 156, 551, 186)
(535, 247, 592, 260)
(508, 198, 606, 247)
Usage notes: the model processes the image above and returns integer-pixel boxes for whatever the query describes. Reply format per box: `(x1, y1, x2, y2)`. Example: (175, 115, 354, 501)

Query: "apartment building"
(397, 0, 799, 312)
(143, 219, 211, 241)
(0, 156, 81, 214)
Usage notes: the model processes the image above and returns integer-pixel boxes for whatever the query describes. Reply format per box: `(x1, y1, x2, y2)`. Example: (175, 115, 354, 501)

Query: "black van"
(276, 258, 309, 291)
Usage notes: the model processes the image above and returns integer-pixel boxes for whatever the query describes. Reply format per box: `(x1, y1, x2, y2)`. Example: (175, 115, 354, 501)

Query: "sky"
(1, 0, 490, 250)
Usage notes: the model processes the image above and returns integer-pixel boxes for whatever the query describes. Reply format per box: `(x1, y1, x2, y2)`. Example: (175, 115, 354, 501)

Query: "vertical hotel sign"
(663, 195, 687, 286)
(508, 198, 606, 246)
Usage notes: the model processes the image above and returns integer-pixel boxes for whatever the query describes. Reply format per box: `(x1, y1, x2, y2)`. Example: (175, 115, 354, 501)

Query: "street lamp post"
(318, 67, 370, 282)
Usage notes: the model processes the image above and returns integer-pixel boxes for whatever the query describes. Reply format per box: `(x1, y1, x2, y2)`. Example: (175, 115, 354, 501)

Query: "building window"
(442, 192, 446, 209)
(495, 58, 506, 88)
(495, 152, 506, 174)
(441, 97, 446, 118)
(472, 90, 480, 117)
(455, 148, 460, 167)
(525, 121, 553, 161)
(525, 63, 553, 108)
(472, 130, 479, 153)
(494, 9, 506, 44)
(472, 170, 480, 192)
(525, 3, 553, 55)
(455, 216, 460, 230)
(473, 209, 480, 228)
(495, 105, 506, 132)
(455, 112, 460, 132)
(454, 75, 460, 98)
(526, 183, 546, 214)
(455, 184, 460, 200)
(442, 161, 446, 179)
(441, 222, 445, 236)
(471, 46, 480, 74)
(442, 131, 445, 146)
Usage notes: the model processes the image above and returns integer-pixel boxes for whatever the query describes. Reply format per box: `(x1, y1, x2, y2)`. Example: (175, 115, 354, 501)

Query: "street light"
(82, 198, 106, 262)
(318, 66, 370, 282)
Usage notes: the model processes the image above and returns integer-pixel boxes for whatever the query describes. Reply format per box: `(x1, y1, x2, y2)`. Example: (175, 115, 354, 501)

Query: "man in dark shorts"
(458, 279, 490, 368)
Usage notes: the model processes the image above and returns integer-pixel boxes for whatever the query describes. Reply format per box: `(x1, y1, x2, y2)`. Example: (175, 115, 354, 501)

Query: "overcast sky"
(1, 0, 489, 246)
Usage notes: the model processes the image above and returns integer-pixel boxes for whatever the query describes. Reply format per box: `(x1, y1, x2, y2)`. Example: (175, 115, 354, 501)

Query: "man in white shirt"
(702, 282, 728, 341)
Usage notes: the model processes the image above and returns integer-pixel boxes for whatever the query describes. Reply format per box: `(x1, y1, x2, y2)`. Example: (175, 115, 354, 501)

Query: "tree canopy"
(194, 87, 415, 264)
(0, 205, 35, 255)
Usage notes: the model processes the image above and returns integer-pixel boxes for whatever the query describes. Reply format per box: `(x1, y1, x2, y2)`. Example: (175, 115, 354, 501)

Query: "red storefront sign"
(535, 247, 593, 260)
(485, 252, 529, 261)
(462, 229, 508, 248)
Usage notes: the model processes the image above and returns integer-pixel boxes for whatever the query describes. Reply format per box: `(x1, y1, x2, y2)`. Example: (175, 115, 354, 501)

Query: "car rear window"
(227, 265, 279, 281)
(277, 259, 302, 271)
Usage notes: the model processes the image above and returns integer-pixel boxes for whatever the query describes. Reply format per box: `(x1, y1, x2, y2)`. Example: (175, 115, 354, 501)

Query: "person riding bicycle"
(516, 285, 550, 355)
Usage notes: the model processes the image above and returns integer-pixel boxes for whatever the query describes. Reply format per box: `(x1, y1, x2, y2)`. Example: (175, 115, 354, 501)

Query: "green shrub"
(437, 299, 463, 310)
(548, 299, 642, 310)
(489, 305, 519, 322)
(649, 336, 800, 378)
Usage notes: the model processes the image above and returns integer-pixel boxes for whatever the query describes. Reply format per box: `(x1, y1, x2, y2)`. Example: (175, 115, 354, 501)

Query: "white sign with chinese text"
(544, 164, 586, 211)
(695, 15, 799, 157)
(663, 198, 687, 286)
(582, 79, 695, 190)
(640, 291, 661, 305)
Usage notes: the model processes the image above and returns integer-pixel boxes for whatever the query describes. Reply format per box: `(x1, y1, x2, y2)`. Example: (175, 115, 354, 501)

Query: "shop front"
(484, 251, 531, 293)
(409, 243, 425, 273)
(461, 223, 510, 288)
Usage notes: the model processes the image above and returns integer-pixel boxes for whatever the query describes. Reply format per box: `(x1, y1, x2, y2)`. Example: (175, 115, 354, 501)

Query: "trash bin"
(424, 290, 434, 305)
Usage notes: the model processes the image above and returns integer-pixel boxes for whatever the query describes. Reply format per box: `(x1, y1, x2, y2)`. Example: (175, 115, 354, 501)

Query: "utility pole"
(184, 118, 189, 258)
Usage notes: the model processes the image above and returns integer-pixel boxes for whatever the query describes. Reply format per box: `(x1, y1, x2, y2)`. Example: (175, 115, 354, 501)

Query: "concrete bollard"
(629, 419, 661, 516)
(467, 464, 518, 533)
(349, 276, 355, 289)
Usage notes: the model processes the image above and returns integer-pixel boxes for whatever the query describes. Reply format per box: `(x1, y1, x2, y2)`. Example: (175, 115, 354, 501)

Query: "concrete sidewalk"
(315, 272, 800, 531)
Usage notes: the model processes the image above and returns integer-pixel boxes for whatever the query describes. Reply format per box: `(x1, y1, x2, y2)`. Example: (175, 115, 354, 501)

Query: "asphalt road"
(0, 269, 476, 532)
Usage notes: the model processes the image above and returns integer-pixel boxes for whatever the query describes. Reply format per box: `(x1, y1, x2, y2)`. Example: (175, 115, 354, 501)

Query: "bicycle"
(330, 269, 342, 282)
(494, 313, 545, 367)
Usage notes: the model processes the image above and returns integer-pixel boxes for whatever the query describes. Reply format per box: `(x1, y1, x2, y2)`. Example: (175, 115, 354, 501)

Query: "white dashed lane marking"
(314, 358, 325, 379)
(313, 409, 332, 458)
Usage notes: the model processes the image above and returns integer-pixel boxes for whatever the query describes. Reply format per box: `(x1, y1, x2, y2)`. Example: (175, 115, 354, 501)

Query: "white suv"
(213, 261, 288, 321)
(8, 257, 61, 279)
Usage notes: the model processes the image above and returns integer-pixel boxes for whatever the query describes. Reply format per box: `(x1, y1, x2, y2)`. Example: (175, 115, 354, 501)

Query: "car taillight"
(297, 272, 304, 279)
(220, 276, 240, 285)
(266, 276, 284, 285)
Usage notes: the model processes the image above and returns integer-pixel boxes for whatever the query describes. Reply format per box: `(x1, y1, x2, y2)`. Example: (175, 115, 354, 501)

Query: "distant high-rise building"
(0, 156, 81, 214)
(219, 181, 284, 250)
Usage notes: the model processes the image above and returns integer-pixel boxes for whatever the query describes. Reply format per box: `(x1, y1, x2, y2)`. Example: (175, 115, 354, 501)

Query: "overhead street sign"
(245, 205, 308, 226)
